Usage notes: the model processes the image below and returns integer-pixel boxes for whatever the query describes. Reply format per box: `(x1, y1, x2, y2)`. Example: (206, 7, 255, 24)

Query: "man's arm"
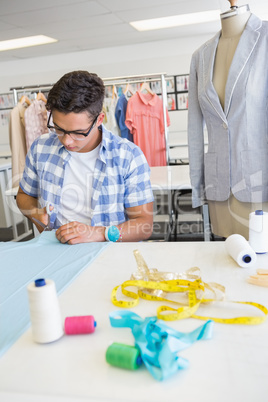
(55, 202, 154, 245)
(118, 202, 154, 241)
(16, 187, 50, 233)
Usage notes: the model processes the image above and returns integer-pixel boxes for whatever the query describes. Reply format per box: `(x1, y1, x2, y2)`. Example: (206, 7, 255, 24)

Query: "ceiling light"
(130, 10, 221, 31)
(0, 35, 58, 52)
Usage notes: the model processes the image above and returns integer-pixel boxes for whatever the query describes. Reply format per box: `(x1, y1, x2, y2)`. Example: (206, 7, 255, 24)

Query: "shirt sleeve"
(115, 98, 122, 127)
(124, 146, 154, 208)
(19, 144, 39, 197)
(125, 97, 136, 135)
(160, 105, 170, 134)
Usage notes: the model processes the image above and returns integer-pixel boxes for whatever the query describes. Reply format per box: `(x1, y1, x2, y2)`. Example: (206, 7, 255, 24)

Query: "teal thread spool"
(106, 343, 142, 370)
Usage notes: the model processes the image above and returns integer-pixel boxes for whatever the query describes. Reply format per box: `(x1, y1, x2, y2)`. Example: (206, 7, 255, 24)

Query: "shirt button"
(222, 122, 228, 129)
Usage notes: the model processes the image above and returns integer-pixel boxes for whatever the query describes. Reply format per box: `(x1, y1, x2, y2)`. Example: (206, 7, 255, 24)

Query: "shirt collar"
(51, 134, 70, 160)
(137, 90, 157, 106)
(99, 125, 111, 163)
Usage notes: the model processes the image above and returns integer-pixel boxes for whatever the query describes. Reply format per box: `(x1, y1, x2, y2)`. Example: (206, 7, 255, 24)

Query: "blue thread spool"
(106, 343, 142, 370)
(242, 254, 251, 263)
(35, 278, 46, 287)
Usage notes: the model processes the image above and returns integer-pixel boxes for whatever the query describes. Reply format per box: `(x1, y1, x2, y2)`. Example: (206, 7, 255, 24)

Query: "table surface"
(150, 165, 191, 191)
(0, 241, 268, 402)
(0, 158, 11, 171)
(5, 186, 17, 197)
(0, 150, 11, 159)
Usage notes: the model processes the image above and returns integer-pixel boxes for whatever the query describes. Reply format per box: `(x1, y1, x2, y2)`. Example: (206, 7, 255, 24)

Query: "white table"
(169, 143, 189, 164)
(150, 165, 191, 192)
(150, 165, 211, 241)
(0, 241, 267, 402)
(4, 186, 18, 197)
(167, 131, 208, 164)
(0, 150, 11, 159)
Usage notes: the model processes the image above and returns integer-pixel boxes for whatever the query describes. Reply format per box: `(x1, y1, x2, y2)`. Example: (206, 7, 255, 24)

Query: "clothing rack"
(102, 73, 169, 164)
(104, 78, 160, 86)
(7, 84, 53, 241)
(10, 72, 169, 163)
(10, 84, 53, 104)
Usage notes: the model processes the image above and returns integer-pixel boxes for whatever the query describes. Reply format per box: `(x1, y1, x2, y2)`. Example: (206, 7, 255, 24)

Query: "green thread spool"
(106, 343, 142, 370)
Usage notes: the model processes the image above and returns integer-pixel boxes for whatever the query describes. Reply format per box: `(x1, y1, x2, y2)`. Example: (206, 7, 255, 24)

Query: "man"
(16, 71, 154, 244)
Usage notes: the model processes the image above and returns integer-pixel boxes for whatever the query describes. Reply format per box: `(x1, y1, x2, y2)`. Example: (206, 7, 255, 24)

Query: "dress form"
(213, 6, 251, 108)
(208, 3, 262, 240)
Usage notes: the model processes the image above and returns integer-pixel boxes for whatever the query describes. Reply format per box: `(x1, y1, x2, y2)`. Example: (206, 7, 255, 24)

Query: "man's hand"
(31, 206, 53, 233)
(16, 187, 54, 233)
(56, 222, 105, 244)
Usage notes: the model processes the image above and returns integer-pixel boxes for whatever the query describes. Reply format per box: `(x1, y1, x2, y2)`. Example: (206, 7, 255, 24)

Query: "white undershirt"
(57, 144, 100, 226)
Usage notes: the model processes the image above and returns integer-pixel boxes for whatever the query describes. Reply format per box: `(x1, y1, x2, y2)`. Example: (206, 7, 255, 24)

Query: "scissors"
(32, 203, 53, 231)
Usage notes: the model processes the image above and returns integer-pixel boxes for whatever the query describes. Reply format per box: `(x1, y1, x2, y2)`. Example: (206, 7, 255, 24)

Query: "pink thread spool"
(64, 315, 96, 335)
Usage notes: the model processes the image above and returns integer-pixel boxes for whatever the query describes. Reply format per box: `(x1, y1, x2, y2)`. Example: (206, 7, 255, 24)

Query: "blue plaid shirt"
(20, 125, 154, 228)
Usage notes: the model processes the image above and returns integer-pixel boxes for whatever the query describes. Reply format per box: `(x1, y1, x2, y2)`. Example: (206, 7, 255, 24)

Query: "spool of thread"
(64, 315, 96, 335)
(225, 234, 257, 268)
(249, 210, 268, 253)
(27, 278, 64, 343)
(106, 343, 142, 370)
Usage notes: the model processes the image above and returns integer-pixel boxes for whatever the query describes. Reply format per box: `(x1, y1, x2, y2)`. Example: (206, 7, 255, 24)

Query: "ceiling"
(0, 0, 268, 62)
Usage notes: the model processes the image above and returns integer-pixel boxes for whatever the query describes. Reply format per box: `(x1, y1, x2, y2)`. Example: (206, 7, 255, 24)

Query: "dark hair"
(46, 71, 105, 117)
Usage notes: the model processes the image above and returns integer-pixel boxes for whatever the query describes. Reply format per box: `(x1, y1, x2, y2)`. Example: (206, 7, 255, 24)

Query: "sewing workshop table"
(150, 164, 191, 192)
(0, 241, 268, 402)
(150, 165, 211, 241)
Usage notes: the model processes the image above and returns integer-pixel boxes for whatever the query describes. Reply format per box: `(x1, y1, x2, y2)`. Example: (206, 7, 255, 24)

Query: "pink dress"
(125, 91, 170, 166)
(24, 99, 48, 151)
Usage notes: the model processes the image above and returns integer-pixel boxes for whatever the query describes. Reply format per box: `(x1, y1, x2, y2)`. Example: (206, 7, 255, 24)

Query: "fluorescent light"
(0, 35, 58, 52)
(130, 10, 221, 31)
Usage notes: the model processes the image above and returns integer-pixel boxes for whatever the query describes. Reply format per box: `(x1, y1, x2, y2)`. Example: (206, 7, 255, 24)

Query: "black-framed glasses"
(47, 112, 98, 141)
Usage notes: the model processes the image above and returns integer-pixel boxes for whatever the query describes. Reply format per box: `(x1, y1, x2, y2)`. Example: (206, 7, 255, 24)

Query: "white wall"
(0, 34, 214, 89)
(0, 33, 217, 153)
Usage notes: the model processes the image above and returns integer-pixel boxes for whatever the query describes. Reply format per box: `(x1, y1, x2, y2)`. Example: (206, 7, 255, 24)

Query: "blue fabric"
(19, 124, 153, 228)
(0, 232, 110, 357)
(115, 94, 133, 142)
(109, 310, 213, 381)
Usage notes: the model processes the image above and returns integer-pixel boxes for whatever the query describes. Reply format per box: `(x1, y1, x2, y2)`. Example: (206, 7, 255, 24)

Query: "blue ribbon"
(109, 310, 213, 381)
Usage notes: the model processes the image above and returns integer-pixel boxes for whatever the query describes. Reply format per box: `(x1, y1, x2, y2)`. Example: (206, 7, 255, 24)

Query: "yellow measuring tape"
(111, 251, 268, 325)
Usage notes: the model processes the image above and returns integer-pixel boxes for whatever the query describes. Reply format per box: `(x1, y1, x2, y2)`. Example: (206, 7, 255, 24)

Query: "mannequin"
(187, 0, 268, 240)
(209, 1, 254, 239)
(213, 3, 251, 108)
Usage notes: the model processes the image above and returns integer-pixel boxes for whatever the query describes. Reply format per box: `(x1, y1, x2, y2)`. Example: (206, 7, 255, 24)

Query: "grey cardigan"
(188, 14, 268, 208)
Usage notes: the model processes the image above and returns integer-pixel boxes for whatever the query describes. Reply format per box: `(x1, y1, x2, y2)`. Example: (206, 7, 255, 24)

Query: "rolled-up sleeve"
(124, 146, 154, 208)
(19, 144, 39, 197)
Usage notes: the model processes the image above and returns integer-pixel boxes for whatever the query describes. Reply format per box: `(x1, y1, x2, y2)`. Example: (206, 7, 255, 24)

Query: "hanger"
(112, 85, 118, 99)
(140, 81, 154, 95)
(36, 92, 47, 103)
(19, 95, 31, 106)
(124, 83, 134, 96)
